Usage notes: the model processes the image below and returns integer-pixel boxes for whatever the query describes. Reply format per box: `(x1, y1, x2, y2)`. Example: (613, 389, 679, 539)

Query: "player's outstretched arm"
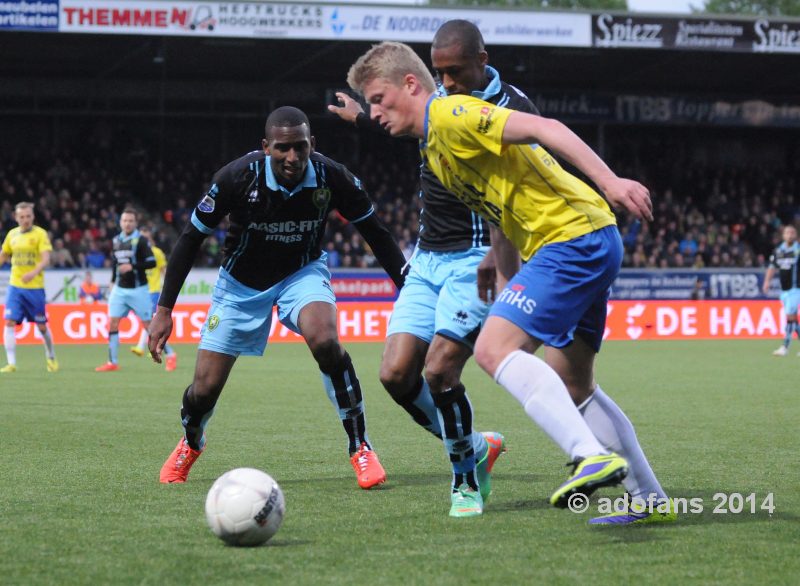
(328, 91, 396, 137)
(149, 224, 206, 362)
(502, 112, 653, 221)
(353, 214, 407, 289)
(327, 92, 364, 125)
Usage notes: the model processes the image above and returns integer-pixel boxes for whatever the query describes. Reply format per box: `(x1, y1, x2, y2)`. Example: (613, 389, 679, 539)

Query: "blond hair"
(15, 201, 34, 213)
(347, 42, 436, 95)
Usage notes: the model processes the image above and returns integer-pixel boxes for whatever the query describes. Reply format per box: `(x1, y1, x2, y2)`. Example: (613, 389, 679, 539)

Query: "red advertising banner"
(0, 302, 395, 344)
(603, 300, 786, 341)
(0, 300, 788, 344)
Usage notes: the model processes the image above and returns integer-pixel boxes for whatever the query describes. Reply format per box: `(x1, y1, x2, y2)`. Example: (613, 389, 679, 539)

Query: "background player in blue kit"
(0, 202, 58, 373)
(763, 224, 800, 356)
(96, 208, 156, 372)
(329, 20, 538, 517)
(130, 226, 177, 371)
(150, 106, 406, 489)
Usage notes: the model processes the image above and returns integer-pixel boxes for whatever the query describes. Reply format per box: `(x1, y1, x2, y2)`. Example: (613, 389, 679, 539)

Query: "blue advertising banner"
(611, 269, 777, 301)
(0, 0, 58, 30)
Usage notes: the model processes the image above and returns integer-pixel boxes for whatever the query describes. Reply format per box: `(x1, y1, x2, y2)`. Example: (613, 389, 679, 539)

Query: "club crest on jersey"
(198, 195, 215, 213)
(312, 188, 331, 210)
(248, 188, 259, 203)
(207, 314, 220, 331)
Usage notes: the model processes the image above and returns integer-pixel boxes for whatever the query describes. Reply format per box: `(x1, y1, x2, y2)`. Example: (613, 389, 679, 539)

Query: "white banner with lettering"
(58, 0, 590, 46)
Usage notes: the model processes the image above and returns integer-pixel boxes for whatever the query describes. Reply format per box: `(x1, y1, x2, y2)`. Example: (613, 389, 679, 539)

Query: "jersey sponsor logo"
(248, 220, 323, 233)
(198, 195, 215, 213)
(496, 288, 537, 315)
(312, 188, 331, 210)
(477, 108, 495, 134)
(248, 219, 323, 243)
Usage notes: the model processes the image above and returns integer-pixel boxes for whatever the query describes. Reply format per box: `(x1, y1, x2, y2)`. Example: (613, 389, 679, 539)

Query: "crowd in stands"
(1, 129, 798, 274)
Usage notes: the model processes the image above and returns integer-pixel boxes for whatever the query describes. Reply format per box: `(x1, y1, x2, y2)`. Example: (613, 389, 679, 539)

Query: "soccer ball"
(205, 467, 285, 546)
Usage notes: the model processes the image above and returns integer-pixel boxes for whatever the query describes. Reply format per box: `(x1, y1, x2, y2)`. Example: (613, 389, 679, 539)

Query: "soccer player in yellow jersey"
(347, 42, 676, 525)
(131, 227, 177, 371)
(0, 202, 58, 373)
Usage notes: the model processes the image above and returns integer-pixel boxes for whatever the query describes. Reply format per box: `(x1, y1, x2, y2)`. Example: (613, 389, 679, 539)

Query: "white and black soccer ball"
(205, 467, 285, 546)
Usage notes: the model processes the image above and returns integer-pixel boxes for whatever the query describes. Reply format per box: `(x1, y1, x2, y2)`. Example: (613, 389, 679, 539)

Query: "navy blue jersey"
(111, 230, 154, 288)
(418, 66, 539, 252)
(769, 242, 800, 290)
(191, 150, 376, 291)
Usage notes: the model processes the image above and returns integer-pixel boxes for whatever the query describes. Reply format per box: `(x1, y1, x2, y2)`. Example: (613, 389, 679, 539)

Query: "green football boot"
(449, 484, 483, 518)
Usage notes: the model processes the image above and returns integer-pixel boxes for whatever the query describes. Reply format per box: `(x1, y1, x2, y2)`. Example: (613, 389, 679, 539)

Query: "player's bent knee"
(473, 340, 503, 377)
(379, 362, 416, 398)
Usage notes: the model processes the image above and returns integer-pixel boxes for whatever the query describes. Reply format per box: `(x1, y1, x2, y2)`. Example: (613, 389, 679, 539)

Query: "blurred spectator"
(79, 271, 103, 304)
(85, 241, 107, 268)
(51, 238, 76, 268)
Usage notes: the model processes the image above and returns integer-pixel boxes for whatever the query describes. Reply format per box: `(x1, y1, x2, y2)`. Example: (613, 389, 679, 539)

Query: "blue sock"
(433, 384, 478, 492)
(109, 331, 119, 364)
(164, 343, 175, 356)
(321, 352, 370, 455)
(783, 322, 795, 347)
(394, 377, 442, 437)
(394, 377, 487, 459)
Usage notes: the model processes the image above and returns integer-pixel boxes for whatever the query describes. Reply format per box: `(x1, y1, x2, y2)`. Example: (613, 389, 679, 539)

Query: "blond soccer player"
(0, 202, 58, 373)
(346, 42, 675, 525)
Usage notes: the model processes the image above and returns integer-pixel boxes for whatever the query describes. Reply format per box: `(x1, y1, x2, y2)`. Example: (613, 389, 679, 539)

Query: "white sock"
(41, 327, 56, 360)
(4, 325, 17, 366)
(494, 350, 606, 460)
(136, 329, 148, 351)
(579, 386, 667, 501)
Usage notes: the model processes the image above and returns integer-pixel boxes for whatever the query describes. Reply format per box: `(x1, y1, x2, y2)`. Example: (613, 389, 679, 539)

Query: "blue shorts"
(4, 286, 47, 324)
(199, 259, 335, 357)
(387, 247, 490, 348)
(780, 288, 800, 318)
(108, 285, 152, 321)
(150, 291, 160, 315)
(489, 226, 622, 353)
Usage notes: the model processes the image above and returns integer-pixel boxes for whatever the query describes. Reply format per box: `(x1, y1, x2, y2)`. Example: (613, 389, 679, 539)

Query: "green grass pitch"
(1, 340, 797, 585)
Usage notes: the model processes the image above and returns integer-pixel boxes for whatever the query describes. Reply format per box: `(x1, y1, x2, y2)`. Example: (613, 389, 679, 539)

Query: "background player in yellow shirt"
(347, 42, 674, 525)
(0, 202, 58, 373)
(131, 226, 177, 371)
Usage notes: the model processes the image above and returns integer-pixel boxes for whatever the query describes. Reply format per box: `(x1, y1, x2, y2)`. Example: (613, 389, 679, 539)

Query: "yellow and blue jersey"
(421, 94, 616, 261)
(146, 246, 167, 293)
(1, 225, 52, 289)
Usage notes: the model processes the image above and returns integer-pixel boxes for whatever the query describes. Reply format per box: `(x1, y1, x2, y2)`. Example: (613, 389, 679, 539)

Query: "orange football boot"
(165, 354, 178, 372)
(350, 444, 386, 489)
(159, 437, 204, 483)
(95, 362, 119, 372)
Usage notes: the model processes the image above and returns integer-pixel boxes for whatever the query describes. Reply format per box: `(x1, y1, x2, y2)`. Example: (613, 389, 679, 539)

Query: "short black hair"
(432, 19, 485, 57)
(265, 106, 310, 138)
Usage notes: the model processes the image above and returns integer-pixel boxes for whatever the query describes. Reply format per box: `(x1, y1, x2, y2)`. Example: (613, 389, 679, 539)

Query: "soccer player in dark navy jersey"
(95, 208, 156, 372)
(151, 106, 406, 488)
(329, 20, 538, 516)
(329, 20, 539, 517)
(763, 224, 800, 356)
